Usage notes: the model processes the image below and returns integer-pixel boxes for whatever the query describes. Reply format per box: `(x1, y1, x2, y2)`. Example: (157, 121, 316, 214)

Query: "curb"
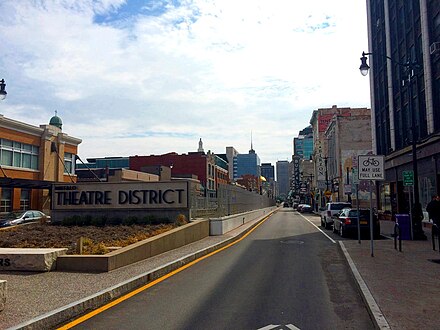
(338, 241, 391, 330)
(8, 211, 276, 330)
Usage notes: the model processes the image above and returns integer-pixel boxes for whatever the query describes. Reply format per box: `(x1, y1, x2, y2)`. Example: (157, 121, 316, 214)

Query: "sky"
(0, 0, 371, 166)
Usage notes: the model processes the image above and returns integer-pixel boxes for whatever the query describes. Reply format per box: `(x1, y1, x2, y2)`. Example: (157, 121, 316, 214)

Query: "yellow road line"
(58, 212, 274, 329)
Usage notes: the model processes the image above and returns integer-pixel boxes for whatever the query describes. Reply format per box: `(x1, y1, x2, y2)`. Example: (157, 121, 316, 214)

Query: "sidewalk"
(1, 215, 440, 329)
(341, 233, 440, 330)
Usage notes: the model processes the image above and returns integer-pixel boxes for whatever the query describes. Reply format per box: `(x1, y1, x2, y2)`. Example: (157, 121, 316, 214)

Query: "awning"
(0, 177, 54, 189)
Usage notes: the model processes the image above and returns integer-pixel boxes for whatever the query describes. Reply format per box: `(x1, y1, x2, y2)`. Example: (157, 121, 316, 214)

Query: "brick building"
(0, 114, 81, 213)
(130, 151, 217, 197)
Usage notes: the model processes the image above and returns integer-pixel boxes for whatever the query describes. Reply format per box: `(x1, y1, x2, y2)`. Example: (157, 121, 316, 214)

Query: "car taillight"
(343, 217, 351, 224)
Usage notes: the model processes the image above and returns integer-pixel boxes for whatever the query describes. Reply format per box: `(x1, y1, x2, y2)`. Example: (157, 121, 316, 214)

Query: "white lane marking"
(285, 324, 301, 330)
(258, 325, 300, 330)
(297, 212, 336, 244)
(258, 325, 279, 330)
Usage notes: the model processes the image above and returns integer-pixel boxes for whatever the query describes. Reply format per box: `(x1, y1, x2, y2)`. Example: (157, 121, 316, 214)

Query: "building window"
(0, 139, 39, 170)
(20, 189, 31, 210)
(1, 188, 12, 213)
(64, 152, 75, 175)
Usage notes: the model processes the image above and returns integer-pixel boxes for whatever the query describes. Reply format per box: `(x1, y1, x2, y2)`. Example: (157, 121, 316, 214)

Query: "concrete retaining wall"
(56, 220, 209, 273)
(0, 280, 6, 312)
(209, 206, 277, 235)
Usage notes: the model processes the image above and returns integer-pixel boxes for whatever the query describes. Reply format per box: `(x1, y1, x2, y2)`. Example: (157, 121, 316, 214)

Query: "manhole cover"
(428, 259, 440, 264)
(280, 240, 304, 245)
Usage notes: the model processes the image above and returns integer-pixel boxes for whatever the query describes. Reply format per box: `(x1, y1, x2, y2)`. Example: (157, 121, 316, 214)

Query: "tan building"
(0, 114, 81, 214)
(324, 109, 373, 205)
(310, 105, 371, 205)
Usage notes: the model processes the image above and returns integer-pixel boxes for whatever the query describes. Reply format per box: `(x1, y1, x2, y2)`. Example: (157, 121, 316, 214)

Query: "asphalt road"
(68, 209, 374, 330)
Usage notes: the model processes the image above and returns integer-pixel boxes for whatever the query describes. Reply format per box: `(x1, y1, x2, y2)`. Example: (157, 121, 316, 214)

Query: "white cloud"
(0, 0, 370, 165)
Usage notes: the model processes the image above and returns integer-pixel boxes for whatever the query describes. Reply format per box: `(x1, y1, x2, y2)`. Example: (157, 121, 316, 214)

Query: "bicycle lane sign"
(358, 155, 385, 181)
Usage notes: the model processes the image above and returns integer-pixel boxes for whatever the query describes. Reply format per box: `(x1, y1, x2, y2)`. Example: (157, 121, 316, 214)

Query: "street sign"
(403, 170, 414, 186)
(358, 155, 385, 181)
(352, 168, 359, 184)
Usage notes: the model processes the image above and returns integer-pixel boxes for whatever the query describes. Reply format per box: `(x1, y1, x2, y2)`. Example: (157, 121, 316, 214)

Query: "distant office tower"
(225, 146, 239, 181)
(276, 160, 290, 197)
(294, 125, 313, 160)
(233, 146, 261, 180)
(261, 163, 275, 181)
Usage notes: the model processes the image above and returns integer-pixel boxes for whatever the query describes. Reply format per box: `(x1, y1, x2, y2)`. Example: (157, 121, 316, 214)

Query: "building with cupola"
(0, 113, 81, 214)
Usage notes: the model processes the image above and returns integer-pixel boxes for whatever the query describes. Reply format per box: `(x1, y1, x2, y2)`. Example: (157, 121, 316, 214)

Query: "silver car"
(0, 210, 49, 227)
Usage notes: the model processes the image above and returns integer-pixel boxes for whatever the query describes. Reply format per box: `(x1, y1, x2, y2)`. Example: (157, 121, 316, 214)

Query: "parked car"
(321, 202, 351, 229)
(333, 208, 380, 238)
(0, 210, 49, 227)
(299, 204, 313, 213)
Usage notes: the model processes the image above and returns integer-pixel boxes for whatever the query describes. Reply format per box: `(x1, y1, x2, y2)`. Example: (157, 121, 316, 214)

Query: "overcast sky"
(0, 0, 370, 166)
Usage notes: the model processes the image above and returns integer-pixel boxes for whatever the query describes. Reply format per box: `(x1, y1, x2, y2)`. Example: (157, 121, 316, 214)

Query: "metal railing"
(190, 184, 276, 218)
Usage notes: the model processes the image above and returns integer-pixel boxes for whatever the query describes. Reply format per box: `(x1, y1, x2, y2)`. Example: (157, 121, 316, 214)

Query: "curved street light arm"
(361, 51, 421, 73)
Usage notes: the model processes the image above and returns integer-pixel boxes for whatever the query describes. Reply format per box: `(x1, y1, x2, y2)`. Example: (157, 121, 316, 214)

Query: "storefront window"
(379, 183, 392, 212)
(420, 176, 436, 211)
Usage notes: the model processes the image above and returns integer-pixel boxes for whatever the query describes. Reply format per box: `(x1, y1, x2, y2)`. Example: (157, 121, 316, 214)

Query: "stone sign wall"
(51, 181, 190, 222)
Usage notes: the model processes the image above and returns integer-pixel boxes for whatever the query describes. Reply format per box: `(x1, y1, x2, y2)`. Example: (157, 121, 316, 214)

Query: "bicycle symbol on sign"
(362, 157, 380, 167)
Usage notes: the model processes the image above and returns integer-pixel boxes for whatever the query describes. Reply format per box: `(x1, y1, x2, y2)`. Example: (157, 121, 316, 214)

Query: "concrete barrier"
(0, 280, 6, 312)
(56, 219, 210, 273)
(209, 206, 277, 235)
(0, 248, 67, 272)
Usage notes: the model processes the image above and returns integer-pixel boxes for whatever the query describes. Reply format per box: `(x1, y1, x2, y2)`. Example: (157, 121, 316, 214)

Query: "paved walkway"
(1, 213, 439, 329)
(341, 235, 440, 330)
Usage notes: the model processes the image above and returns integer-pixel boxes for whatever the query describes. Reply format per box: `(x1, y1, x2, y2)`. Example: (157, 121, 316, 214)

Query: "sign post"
(358, 155, 385, 257)
(403, 171, 414, 239)
(352, 168, 361, 244)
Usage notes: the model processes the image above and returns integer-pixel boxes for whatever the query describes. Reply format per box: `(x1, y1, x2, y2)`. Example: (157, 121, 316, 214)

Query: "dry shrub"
(80, 238, 109, 255)
(175, 214, 188, 226)
(87, 242, 109, 255)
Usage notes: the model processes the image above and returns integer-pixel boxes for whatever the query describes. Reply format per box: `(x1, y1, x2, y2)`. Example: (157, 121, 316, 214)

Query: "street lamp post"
(324, 156, 329, 191)
(0, 79, 7, 100)
(360, 52, 425, 240)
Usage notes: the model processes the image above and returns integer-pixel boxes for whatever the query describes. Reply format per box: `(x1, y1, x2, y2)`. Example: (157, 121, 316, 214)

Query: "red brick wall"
(130, 153, 208, 185)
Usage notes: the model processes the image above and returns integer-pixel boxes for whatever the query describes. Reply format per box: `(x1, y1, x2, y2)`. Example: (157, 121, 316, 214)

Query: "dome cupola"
(49, 111, 62, 129)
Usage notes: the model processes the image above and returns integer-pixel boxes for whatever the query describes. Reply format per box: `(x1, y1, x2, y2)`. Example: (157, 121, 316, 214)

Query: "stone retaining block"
(0, 280, 6, 312)
(0, 248, 67, 272)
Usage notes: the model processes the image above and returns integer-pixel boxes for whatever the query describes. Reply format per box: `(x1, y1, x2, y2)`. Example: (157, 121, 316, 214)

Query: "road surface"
(66, 209, 373, 330)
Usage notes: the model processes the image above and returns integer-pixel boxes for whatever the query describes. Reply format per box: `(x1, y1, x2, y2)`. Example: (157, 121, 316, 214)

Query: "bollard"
(433, 224, 440, 253)
(394, 223, 402, 252)
(76, 237, 84, 255)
